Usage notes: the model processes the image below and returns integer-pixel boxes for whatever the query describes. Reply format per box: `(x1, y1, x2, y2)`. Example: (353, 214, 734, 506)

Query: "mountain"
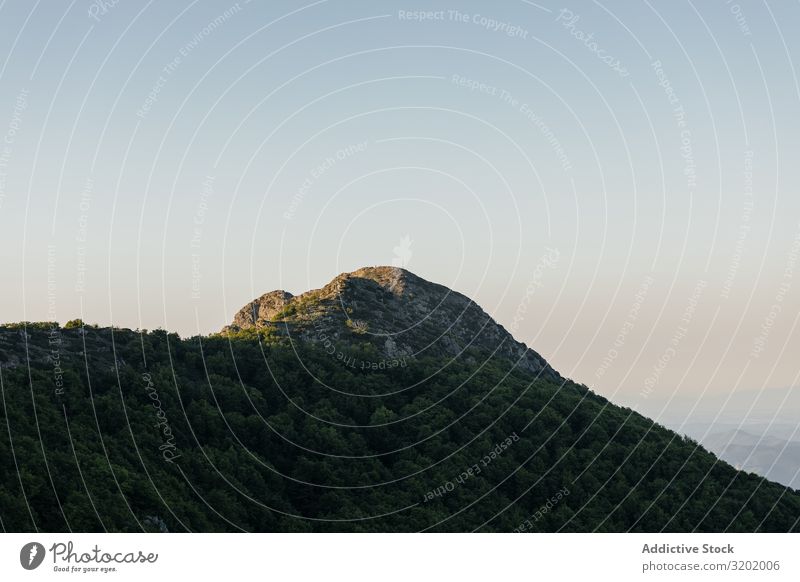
(225, 266, 559, 381)
(0, 267, 799, 532)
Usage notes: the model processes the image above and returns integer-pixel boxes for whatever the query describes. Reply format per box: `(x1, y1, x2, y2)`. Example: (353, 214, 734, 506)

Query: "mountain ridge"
(1, 267, 799, 531)
(225, 266, 561, 382)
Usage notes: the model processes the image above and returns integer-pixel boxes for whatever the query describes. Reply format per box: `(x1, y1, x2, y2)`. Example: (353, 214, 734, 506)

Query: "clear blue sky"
(1, 0, 799, 419)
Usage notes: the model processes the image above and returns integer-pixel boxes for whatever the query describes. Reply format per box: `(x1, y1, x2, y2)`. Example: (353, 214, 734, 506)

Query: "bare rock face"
(224, 266, 561, 382)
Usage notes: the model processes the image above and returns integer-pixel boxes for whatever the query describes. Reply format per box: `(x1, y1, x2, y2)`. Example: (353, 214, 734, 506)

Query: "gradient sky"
(1, 0, 799, 423)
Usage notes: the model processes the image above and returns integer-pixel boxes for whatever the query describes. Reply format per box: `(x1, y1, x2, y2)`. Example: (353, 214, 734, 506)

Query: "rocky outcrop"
(224, 266, 561, 382)
(231, 290, 294, 328)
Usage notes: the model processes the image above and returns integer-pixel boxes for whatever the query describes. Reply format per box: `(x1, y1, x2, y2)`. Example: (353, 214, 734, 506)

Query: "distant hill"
(0, 267, 798, 532)
(700, 429, 800, 489)
(649, 386, 800, 490)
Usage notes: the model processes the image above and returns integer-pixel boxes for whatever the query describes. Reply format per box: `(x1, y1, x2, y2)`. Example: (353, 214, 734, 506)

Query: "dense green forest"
(1, 322, 798, 532)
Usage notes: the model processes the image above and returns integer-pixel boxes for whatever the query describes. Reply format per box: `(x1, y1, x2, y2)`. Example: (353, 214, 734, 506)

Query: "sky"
(0, 0, 799, 425)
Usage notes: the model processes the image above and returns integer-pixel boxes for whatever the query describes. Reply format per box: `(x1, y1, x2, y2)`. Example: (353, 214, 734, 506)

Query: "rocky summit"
(225, 266, 560, 381)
